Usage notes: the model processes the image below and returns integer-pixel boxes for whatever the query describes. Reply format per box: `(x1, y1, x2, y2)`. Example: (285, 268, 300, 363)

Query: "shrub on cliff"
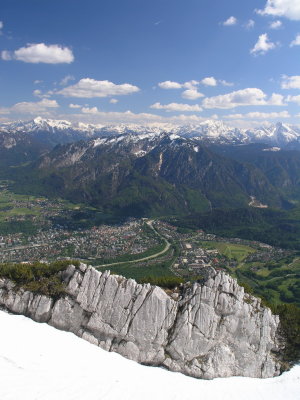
(138, 276, 184, 289)
(272, 304, 300, 366)
(0, 260, 79, 298)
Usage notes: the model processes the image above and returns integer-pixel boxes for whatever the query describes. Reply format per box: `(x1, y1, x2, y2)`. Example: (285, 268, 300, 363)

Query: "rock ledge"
(0, 264, 281, 379)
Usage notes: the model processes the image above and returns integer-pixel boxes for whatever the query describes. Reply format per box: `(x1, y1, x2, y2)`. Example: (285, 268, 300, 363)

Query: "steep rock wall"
(0, 264, 281, 379)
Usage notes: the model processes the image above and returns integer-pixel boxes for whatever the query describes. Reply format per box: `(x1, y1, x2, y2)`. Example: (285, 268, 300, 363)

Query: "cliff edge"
(0, 264, 282, 379)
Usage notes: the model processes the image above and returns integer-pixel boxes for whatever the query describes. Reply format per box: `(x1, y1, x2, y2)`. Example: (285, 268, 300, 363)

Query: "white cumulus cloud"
(202, 88, 285, 109)
(158, 80, 182, 89)
(69, 103, 81, 109)
(225, 111, 290, 119)
(0, 99, 59, 115)
(181, 89, 204, 100)
(1, 43, 74, 64)
(33, 89, 42, 97)
(268, 93, 286, 105)
(109, 98, 119, 104)
(245, 19, 255, 29)
(158, 78, 229, 91)
(250, 33, 277, 55)
(60, 75, 75, 86)
(281, 75, 300, 89)
(223, 16, 237, 26)
(257, 0, 300, 21)
(1, 50, 12, 60)
(286, 95, 300, 104)
(158, 80, 200, 90)
(182, 80, 199, 89)
(65, 109, 209, 125)
(269, 20, 282, 29)
(150, 102, 202, 112)
(32, 89, 50, 99)
(81, 107, 99, 114)
(290, 34, 300, 47)
(220, 80, 234, 87)
(200, 77, 217, 86)
(58, 78, 140, 98)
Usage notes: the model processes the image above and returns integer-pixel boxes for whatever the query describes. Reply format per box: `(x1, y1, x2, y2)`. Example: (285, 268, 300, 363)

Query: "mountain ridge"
(9, 132, 284, 217)
(1, 117, 300, 148)
(1, 117, 300, 221)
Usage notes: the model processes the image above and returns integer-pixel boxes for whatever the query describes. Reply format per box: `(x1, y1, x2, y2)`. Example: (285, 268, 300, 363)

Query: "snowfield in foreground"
(0, 310, 299, 400)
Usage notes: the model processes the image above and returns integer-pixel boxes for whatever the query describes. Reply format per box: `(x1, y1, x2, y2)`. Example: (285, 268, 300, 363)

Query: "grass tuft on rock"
(0, 260, 79, 298)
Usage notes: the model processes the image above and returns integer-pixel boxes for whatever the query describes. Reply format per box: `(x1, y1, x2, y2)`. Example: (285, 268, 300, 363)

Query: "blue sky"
(1, 0, 300, 126)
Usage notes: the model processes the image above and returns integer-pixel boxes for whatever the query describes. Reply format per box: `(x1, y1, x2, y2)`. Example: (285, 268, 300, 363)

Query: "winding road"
(97, 220, 171, 267)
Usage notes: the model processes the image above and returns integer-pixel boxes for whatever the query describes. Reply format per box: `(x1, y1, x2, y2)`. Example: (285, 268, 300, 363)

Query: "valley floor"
(0, 310, 299, 400)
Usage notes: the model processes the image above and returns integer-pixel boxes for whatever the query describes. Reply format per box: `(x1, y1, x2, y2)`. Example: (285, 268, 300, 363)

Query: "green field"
(96, 242, 166, 265)
(97, 235, 300, 307)
(191, 239, 300, 307)
(232, 256, 300, 307)
(97, 241, 178, 282)
(98, 260, 175, 282)
(0, 188, 97, 223)
(199, 241, 256, 262)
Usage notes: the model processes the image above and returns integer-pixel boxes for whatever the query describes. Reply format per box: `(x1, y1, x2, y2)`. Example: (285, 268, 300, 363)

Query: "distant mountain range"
(1, 117, 300, 218)
(1, 117, 300, 149)
(7, 132, 298, 217)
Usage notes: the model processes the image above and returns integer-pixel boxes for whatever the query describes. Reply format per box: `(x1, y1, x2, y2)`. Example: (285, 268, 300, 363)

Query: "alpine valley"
(4, 1, 300, 395)
(21, 132, 284, 214)
(1, 118, 300, 236)
(1, 117, 300, 382)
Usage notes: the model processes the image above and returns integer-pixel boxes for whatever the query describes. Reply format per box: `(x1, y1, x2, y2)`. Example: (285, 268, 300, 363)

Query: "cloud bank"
(0, 99, 59, 115)
(58, 78, 140, 98)
(257, 0, 300, 21)
(1, 43, 74, 64)
(150, 102, 202, 112)
(281, 75, 300, 89)
(202, 88, 285, 109)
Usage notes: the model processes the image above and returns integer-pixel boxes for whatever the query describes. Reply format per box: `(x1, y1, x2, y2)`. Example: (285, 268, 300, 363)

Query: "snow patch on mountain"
(93, 137, 108, 147)
(1, 117, 300, 148)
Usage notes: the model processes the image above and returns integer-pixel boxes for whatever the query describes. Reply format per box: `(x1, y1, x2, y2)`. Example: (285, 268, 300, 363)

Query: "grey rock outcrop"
(0, 264, 282, 379)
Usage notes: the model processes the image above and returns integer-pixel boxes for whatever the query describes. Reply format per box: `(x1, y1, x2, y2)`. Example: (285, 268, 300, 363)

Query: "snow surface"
(0, 310, 299, 400)
(93, 137, 107, 147)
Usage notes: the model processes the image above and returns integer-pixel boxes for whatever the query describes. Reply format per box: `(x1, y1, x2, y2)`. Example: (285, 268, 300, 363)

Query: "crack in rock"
(0, 264, 283, 379)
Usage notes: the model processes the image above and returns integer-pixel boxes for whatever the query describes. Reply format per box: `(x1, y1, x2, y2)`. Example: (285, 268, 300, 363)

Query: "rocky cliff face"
(0, 264, 282, 379)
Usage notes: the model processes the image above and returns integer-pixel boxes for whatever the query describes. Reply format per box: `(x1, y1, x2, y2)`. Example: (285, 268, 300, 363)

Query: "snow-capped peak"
(1, 117, 300, 148)
(0, 117, 73, 133)
(34, 116, 71, 126)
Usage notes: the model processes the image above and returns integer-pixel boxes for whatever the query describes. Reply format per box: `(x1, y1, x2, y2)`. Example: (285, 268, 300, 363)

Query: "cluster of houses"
(0, 220, 159, 263)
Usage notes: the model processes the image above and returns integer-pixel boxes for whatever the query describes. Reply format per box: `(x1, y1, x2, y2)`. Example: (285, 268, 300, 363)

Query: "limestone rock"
(0, 264, 282, 379)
